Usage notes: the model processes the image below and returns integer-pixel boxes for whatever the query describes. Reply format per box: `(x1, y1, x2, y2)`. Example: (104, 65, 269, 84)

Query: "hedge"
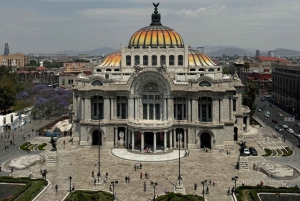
(0, 177, 48, 201)
(282, 147, 293, 156)
(20, 142, 30, 150)
(64, 190, 113, 201)
(37, 143, 47, 150)
(262, 148, 272, 156)
(155, 192, 204, 201)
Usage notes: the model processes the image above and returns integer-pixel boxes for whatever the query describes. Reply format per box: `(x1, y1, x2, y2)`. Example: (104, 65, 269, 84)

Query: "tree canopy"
(242, 80, 259, 118)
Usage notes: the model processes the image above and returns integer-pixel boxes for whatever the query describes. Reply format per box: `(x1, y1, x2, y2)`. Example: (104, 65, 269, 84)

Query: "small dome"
(100, 51, 121, 67)
(188, 49, 216, 67)
(36, 66, 46, 71)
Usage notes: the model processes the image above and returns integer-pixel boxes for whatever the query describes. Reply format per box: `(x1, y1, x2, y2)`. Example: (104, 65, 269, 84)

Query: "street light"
(150, 181, 158, 201)
(201, 180, 207, 199)
(111, 181, 118, 200)
(177, 105, 182, 186)
(69, 176, 75, 192)
(232, 176, 238, 189)
(98, 110, 101, 182)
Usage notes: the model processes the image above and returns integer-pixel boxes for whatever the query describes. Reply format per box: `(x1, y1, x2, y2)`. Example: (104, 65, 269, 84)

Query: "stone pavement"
(2, 117, 300, 201)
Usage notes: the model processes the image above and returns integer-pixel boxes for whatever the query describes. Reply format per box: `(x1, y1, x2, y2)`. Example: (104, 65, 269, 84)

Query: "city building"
(0, 52, 29, 69)
(63, 62, 92, 73)
(4, 43, 9, 56)
(272, 65, 300, 117)
(72, 5, 251, 151)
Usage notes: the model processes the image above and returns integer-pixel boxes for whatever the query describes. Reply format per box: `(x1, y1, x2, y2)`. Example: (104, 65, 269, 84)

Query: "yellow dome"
(188, 49, 216, 67)
(128, 26, 184, 48)
(100, 51, 121, 67)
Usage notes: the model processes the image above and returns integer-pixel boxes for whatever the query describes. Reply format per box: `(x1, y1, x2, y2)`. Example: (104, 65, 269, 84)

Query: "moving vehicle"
(272, 119, 278, 123)
(249, 147, 258, 156)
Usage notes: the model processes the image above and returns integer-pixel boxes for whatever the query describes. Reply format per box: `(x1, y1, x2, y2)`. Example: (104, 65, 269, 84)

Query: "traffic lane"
(254, 110, 300, 146)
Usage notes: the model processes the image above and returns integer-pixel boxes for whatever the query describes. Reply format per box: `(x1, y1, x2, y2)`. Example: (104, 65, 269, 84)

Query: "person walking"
(194, 183, 197, 190)
(206, 186, 209, 194)
(140, 172, 143, 179)
(55, 184, 58, 192)
(92, 171, 94, 177)
(125, 176, 128, 183)
(242, 181, 245, 186)
(227, 187, 230, 196)
(128, 176, 130, 183)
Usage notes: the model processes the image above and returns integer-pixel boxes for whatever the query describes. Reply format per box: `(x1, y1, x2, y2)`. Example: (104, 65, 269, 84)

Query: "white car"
(296, 122, 300, 127)
(294, 134, 300, 139)
(278, 112, 283, 116)
(287, 128, 294, 134)
(243, 148, 250, 156)
(281, 124, 288, 129)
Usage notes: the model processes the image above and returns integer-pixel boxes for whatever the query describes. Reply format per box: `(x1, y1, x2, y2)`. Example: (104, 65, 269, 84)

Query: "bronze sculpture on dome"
(153, 2, 159, 11)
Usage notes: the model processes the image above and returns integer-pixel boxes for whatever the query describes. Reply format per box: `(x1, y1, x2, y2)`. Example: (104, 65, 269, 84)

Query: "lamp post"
(98, 110, 101, 182)
(69, 176, 75, 192)
(111, 181, 118, 200)
(201, 180, 207, 199)
(232, 176, 238, 189)
(151, 181, 158, 201)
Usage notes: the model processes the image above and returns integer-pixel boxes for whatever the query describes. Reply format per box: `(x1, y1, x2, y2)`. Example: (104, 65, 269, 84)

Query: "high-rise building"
(4, 43, 9, 56)
(255, 50, 260, 58)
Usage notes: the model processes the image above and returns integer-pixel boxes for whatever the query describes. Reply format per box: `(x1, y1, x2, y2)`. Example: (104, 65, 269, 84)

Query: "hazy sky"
(0, 0, 299, 54)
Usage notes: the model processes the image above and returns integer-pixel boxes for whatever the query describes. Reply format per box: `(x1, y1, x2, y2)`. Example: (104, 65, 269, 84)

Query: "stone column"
(139, 97, 143, 120)
(246, 116, 250, 132)
(86, 97, 91, 120)
(229, 98, 232, 120)
(164, 97, 167, 120)
(110, 98, 114, 120)
(219, 99, 223, 122)
(81, 98, 85, 120)
(73, 95, 77, 117)
(173, 129, 176, 148)
(187, 98, 191, 121)
(153, 133, 157, 153)
(191, 99, 198, 121)
(114, 98, 117, 119)
(104, 97, 110, 120)
(212, 98, 219, 123)
(114, 127, 118, 147)
(184, 129, 187, 149)
(131, 131, 135, 151)
(134, 98, 138, 119)
(125, 127, 128, 148)
(141, 132, 144, 152)
(128, 97, 134, 120)
(164, 131, 167, 152)
(168, 98, 174, 120)
(169, 131, 173, 149)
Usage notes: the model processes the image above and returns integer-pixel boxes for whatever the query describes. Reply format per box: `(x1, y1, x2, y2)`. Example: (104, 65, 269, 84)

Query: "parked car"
(249, 147, 258, 156)
(242, 148, 250, 156)
(287, 128, 294, 134)
(296, 122, 300, 127)
(294, 134, 300, 139)
(272, 119, 278, 123)
(281, 124, 288, 129)
(257, 107, 262, 112)
(278, 112, 283, 116)
(275, 126, 282, 132)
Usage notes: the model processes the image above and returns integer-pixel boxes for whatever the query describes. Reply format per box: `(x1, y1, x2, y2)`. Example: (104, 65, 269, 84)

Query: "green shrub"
(38, 143, 47, 150)
(262, 148, 272, 156)
(282, 147, 293, 156)
(20, 142, 30, 150)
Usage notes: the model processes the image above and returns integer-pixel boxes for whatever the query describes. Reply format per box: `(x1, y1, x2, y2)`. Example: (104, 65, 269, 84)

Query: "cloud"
(176, 5, 226, 18)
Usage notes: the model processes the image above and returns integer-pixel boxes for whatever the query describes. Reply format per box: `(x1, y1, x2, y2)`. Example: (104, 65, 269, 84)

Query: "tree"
(243, 62, 250, 72)
(0, 75, 17, 113)
(242, 80, 259, 118)
(222, 66, 230, 74)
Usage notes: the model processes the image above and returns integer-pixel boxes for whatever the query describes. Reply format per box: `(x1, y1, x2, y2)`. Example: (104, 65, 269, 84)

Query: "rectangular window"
(155, 95, 160, 100)
(169, 55, 174, 66)
(208, 105, 212, 118)
(178, 104, 182, 120)
(98, 103, 103, 119)
(178, 55, 183, 65)
(152, 55, 157, 66)
(143, 56, 148, 66)
(198, 103, 201, 120)
(121, 103, 126, 119)
(143, 104, 147, 119)
(134, 55, 140, 65)
(126, 56, 131, 66)
(155, 104, 160, 120)
(149, 104, 154, 119)
(117, 104, 120, 117)
(143, 95, 148, 100)
(94, 103, 97, 116)
(202, 104, 207, 121)
(233, 99, 236, 111)
(183, 104, 186, 119)
(149, 95, 154, 100)
(160, 55, 166, 65)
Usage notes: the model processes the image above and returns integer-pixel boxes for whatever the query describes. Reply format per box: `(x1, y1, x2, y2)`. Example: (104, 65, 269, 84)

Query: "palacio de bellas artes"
(72, 4, 251, 153)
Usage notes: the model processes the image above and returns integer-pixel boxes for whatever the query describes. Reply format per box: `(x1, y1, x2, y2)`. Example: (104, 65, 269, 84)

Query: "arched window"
(143, 55, 148, 66)
(106, 69, 111, 72)
(114, 69, 119, 71)
(91, 80, 103, 86)
(169, 55, 174, 66)
(96, 69, 101, 72)
(160, 55, 166, 65)
(134, 55, 140, 65)
(126, 55, 131, 66)
(152, 55, 157, 66)
(199, 81, 212, 87)
(217, 68, 220, 71)
(199, 68, 205, 71)
(178, 55, 183, 65)
(190, 68, 195, 71)
(208, 68, 214, 72)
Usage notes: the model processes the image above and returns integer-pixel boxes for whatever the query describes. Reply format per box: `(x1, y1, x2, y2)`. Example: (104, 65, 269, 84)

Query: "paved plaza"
(1, 119, 300, 201)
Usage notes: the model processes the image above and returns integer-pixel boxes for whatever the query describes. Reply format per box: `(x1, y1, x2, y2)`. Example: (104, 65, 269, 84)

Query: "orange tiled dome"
(128, 26, 184, 48)
(188, 49, 216, 67)
(100, 51, 121, 67)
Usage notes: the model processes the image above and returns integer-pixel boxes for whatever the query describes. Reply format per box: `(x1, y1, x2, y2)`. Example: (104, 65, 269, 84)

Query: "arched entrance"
(234, 127, 238, 141)
(92, 130, 102, 145)
(200, 132, 211, 148)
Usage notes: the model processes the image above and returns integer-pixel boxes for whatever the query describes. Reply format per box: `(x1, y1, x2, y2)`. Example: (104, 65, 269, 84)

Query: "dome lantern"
(150, 3, 162, 26)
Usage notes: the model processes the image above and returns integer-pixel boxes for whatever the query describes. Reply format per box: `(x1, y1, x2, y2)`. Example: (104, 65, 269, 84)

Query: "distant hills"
(57, 47, 117, 56)
(56, 46, 300, 57)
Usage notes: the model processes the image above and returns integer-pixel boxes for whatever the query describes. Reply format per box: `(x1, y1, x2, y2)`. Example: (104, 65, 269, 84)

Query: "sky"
(0, 0, 299, 54)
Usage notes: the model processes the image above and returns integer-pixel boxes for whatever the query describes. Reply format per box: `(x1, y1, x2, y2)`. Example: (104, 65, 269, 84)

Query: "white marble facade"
(72, 5, 251, 152)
